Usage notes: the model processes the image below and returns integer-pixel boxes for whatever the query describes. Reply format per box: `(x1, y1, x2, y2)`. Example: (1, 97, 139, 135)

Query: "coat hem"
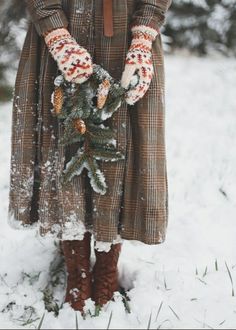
(119, 228, 167, 245)
(7, 209, 38, 231)
(7, 211, 166, 246)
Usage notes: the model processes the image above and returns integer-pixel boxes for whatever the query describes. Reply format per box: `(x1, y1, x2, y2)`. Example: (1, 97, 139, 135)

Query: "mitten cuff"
(131, 25, 159, 42)
(44, 27, 74, 48)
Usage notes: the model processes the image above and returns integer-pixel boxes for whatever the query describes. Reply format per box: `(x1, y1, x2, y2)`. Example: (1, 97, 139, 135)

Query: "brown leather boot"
(61, 232, 92, 313)
(92, 242, 122, 307)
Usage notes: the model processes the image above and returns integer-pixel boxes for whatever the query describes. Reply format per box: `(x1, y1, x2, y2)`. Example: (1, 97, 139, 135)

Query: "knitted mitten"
(121, 25, 159, 105)
(44, 28, 93, 84)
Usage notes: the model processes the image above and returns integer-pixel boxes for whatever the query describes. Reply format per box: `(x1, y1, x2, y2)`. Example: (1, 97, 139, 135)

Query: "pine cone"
(53, 86, 64, 115)
(73, 118, 86, 134)
(97, 79, 111, 109)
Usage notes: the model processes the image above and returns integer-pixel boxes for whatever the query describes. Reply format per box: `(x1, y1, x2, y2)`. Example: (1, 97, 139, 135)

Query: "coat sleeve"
(131, 0, 172, 32)
(24, 0, 69, 36)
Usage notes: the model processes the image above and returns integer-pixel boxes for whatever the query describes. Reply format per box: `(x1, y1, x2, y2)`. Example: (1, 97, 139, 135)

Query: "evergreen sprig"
(53, 64, 126, 195)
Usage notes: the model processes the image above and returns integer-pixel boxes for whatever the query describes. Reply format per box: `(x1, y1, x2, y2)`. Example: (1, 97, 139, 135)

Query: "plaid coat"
(8, 0, 171, 244)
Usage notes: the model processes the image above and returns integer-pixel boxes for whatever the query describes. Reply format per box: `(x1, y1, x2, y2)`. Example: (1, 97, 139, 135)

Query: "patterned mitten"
(121, 25, 159, 105)
(44, 28, 93, 84)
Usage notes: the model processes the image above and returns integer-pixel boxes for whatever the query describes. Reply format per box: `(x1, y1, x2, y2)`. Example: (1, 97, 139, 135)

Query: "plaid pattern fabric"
(8, 0, 171, 244)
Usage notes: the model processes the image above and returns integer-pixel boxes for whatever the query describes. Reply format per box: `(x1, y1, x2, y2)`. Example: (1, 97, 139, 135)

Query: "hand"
(44, 28, 93, 84)
(121, 25, 159, 105)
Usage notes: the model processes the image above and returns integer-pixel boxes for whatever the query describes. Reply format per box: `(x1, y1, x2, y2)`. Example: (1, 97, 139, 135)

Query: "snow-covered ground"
(0, 54, 236, 329)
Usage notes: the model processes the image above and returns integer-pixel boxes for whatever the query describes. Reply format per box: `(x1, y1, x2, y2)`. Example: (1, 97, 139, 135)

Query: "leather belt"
(103, 0, 114, 37)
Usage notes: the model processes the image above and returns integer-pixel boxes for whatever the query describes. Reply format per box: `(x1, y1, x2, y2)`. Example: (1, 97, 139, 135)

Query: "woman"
(8, 0, 171, 314)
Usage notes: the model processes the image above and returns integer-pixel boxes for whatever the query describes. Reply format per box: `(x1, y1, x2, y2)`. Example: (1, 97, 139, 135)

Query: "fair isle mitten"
(121, 25, 159, 105)
(44, 28, 93, 84)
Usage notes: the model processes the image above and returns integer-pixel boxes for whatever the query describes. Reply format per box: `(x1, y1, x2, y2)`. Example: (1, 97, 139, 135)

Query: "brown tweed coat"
(8, 0, 171, 244)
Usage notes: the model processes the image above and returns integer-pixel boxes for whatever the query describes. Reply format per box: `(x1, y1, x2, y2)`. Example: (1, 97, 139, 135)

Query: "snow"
(94, 235, 123, 253)
(0, 54, 236, 328)
(172, 0, 208, 8)
(60, 211, 88, 241)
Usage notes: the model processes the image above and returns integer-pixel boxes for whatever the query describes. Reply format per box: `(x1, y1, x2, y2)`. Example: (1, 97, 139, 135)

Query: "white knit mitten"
(121, 25, 159, 105)
(44, 28, 93, 84)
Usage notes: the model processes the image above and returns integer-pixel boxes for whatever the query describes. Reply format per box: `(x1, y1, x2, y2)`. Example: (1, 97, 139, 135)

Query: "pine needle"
(155, 301, 163, 322)
(197, 278, 207, 285)
(194, 318, 214, 329)
(75, 312, 79, 330)
(168, 305, 180, 321)
(95, 305, 102, 317)
(119, 288, 131, 313)
(157, 319, 171, 329)
(203, 266, 208, 277)
(164, 276, 168, 290)
(225, 261, 235, 297)
(37, 313, 45, 330)
(107, 311, 113, 329)
(147, 311, 152, 330)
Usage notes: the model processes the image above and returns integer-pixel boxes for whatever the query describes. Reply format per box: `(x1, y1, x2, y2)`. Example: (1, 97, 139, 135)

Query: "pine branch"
(64, 111, 81, 124)
(61, 152, 87, 184)
(92, 143, 116, 150)
(88, 126, 116, 145)
(71, 85, 81, 105)
(104, 86, 125, 115)
(92, 64, 113, 83)
(62, 116, 75, 130)
(59, 127, 77, 145)
(62, 134, 85, 147)
(86, 157, 107, 194)
(77, 84, 94, 118)
(88, 124, 115, 137)
(89, 135, 115, 146)
(60, 118, 86, 146)
(52, 64, 126, 194)
(92, 149, 125, 162)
